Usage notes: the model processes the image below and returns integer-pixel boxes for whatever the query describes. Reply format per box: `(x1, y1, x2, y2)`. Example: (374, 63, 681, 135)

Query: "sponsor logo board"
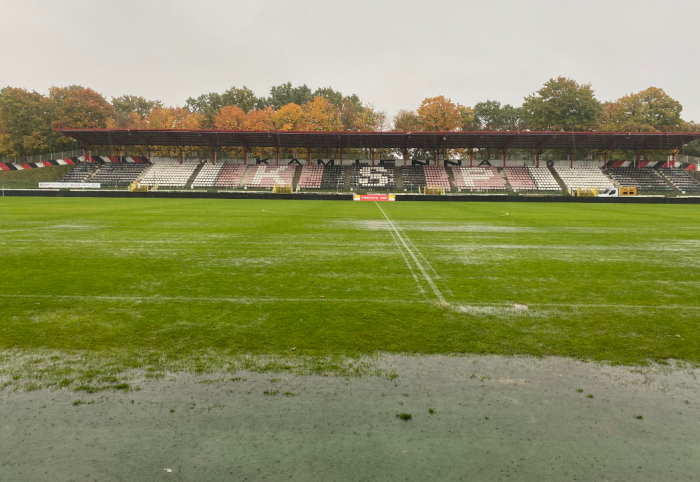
(353, 194, 395, 201)
(39, 182, 101, 189)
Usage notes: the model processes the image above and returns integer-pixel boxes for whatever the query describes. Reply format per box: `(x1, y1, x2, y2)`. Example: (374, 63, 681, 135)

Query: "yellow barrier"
(424, 186, 445, 195)
(273, 184, 293, 194)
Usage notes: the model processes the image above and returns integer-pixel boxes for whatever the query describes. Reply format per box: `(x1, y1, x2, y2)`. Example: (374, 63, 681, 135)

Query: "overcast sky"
(2, 0, 699, 122)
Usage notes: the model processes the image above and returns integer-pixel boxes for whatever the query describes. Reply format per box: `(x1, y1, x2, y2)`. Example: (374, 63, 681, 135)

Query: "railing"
(0, 149, 84, 164)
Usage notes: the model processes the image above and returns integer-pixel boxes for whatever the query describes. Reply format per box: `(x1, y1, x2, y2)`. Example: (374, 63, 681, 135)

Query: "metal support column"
(503, 151, 507, 168)
(147, 148, 151, 165)
(536, 151, 540, 168)
(371, 149, 375, 166)
(243, 147, 247, 165)
(275, 150, 279, 166)
(569, 152, 573, 168)
(307, 148, 311, 165)
(469, 150, 473, 167)
(403, 148, 408, 167)
(179, 147, 183, 165)
(603, 151, 608, 169)
(211, 149, 216, 165)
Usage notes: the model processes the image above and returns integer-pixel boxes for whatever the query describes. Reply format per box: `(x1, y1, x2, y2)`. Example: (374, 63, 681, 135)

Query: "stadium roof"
(56, 129, 700, 152)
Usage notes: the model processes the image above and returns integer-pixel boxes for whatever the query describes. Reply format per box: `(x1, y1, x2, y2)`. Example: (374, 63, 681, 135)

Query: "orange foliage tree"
(417, 96, 463, 131)
(299, 97, 343, 131)
(273, 103, 305, 131)
(214, 105, 247, 130)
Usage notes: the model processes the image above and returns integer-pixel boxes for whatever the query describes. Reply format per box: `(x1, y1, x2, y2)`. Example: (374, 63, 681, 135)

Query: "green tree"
(522, 77, 601, 130)
(265, 83, 314, 110)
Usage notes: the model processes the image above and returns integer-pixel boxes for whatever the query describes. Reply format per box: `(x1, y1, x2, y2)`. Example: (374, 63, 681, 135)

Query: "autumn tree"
(393, 110, 421, 132)
(244, 107, 276, 131)
(521, 77, 601, 130)
(0, 87, 55, 156)
(50, 86, 115, 130)
(109, 95, 162, 128)
(214, 105, 247, 130)
(144, 107, 203, 129)
(417, 96, 462, 131)
(273, 103, 305, 131)
(598, 87, 683, 132)
(299, 97, 343, 131)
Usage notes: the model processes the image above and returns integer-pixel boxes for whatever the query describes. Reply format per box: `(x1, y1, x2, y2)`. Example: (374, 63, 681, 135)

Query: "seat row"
(554, 167, 615, 190)
(606, 168, 673, 192)
(660, 169, 700, 193)
(89, 164, 148, 187)
(140, 162, 199, 187)
(453, 167, 506, 191)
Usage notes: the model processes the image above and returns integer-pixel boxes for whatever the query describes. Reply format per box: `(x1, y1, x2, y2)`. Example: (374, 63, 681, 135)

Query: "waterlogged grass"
(1, 197, 699, 387)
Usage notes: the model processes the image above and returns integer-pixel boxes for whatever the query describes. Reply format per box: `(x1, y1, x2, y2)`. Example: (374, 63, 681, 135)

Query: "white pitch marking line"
(2, 294, 430, 305)
(387, 227, 426, 296)
(2, 294, 698, 311)
(375, 202, 446, 303)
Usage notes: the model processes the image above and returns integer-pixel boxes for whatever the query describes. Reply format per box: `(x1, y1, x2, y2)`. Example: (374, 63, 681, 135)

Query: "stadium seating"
(320, 165, 345, 190)
(351, 166, 396, 189)
(298, 165, 323, 189)
(660, 169, 700, 193)
(452, 167, 506, 191)
(60, 162, 100, 182)
(245, 165, 296, 189)
(214, 164, 247, 188)
(140, 162, 199, 187)
(191, 163, 224, 188)
(526, 167, 561, 191)
(606, 168, 673, 192)
(423, 166, 451, 190)
(401, 166, 427, 190)
(554, 167, 615, 190)
(89, 163, 149, 187)
(503, 167, 536, 191)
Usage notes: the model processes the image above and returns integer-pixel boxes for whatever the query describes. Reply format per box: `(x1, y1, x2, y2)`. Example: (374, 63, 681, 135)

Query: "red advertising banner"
(353, 194, 396, 202)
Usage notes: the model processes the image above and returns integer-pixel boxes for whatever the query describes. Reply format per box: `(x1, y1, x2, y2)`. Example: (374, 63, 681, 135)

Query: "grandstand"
(554, 167, 615, 190)
(140, 162, 199, 187)
(453, 166, 507, 191)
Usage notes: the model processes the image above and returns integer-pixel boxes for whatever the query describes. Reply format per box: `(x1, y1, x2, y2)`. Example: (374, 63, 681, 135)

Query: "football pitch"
(1, 197, 699, 385)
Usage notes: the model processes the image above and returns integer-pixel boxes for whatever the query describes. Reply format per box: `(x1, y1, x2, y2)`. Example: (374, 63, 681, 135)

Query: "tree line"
(0, 78, 697, 158)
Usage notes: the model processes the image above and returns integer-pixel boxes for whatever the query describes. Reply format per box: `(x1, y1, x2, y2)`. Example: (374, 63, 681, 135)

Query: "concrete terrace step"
(548, 167, 569, 192)
(445, 166, 458, 192)
(291, 164, 302, 190)
(238, 164, 254, 188)
(185, 163, 204, 189)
